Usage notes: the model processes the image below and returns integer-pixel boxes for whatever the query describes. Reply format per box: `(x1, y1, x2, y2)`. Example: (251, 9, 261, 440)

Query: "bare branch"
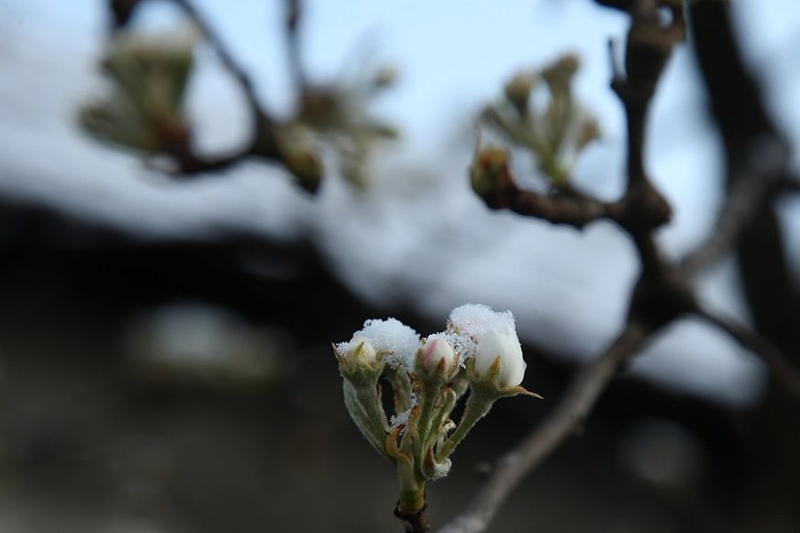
(473, 1, 684, 240)
(682, 137, 789, 278)
(609, 0, 684, 193)
(438, 323, 653, 533)
(284, 0, 306, 91)
(169, 0, 263, 115)
(469, 147, 668, 232)
(697, 308, 800, 398)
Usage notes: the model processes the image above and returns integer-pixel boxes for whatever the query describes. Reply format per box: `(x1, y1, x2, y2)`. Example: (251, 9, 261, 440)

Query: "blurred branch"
(472, 1, 683, 267)
(284, 0, 306, 91)
(164, 0, 299, 175)
(697, 309, 800, 398)
(448, 2, 800, 529)
(110, 0, 142, 28)
(447, 2, 689, 531)
(609, 5, 685, 194)
(469, 148, 623, 229)
(99, 0, 323, 191)
(469, 140, 671, 236)
(688, 0, 800, 362)
(689, 3, 800, 526)
(169, 0, 262, 115)
(438, 323, 652, 533)
(684, 1, 800, 403)
(682, 137, 789, 278)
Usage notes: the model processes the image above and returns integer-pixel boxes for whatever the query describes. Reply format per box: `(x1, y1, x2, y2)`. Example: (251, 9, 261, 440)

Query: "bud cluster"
(479, 53, 600, 187)
(333, 304, 539, 516)
(80, 30, 196, 155)
(296, 63, 399, 189)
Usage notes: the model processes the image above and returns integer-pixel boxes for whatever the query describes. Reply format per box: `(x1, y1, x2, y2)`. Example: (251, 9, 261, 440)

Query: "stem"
(397, 484, 426, 516)
(430, 388, 458, 449)
(388, 368, 414, 414)
(417, 381, 442, 449)
(395, 500, 430, 533)
(437, 390, 494, 461)
(343, 380, 389, 458)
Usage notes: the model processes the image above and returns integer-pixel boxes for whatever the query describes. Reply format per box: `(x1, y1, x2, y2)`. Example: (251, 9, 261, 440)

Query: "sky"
(1, 0, 800, 405)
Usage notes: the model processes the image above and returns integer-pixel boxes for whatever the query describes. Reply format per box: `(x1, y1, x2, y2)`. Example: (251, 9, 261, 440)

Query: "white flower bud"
(473, 326, 526, 389)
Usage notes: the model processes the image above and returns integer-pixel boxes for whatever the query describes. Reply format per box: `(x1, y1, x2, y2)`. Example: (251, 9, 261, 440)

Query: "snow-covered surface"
(340, 317, 421, 370)
(3, 0, 799, 406)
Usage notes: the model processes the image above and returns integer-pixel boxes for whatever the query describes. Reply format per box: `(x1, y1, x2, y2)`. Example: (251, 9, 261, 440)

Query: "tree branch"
(438, 323, 653, 533)
(169, 0, 263, 115)
(696, 308, 800, 398)
(104, 0, 323, 190)
(682, 137, 789, 278)
(284, 0, 306, 92)
(446, 3, 688, 531)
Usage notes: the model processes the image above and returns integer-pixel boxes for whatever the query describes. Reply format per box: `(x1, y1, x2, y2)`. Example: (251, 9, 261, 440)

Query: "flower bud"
(504, 71, 535, 116)
(472, 326, 526, 389)
(577, 117, 601, 149)
(542, 53, 580, 93)
(285, 148, 324, 193)
(334, 337, 383, 382)
(469, 145, 514, 198)
(372, 65, 398, 89)
(416, 336, 458, 380)
(274, 125, 324, 194)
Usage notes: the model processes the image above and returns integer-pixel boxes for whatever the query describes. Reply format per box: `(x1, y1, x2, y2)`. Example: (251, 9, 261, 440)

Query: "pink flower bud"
(417, 336, 457, 377)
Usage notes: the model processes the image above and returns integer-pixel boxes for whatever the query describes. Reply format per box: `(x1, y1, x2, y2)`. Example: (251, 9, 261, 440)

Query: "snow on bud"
(334, 337, 385, 387)
(473, 326, 526, 389)
(338, 337, 379, 367)
(416, 336, 458, 379)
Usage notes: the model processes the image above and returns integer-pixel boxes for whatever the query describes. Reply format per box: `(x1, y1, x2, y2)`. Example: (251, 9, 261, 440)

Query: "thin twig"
(438, 323, 653, 533)
(284, 0, 306, 91)
(170, 0, 263, 114)
(470, 149, 668, 232)
(697, 308, 800, 398)
(682, 137, 789, 278)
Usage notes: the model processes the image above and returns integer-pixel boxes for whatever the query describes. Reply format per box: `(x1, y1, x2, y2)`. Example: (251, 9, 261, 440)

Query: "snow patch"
(343, 317, 421, 370)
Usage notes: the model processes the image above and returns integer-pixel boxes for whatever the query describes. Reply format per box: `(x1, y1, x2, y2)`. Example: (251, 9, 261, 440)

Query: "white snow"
(448, 304, 517, 339)
(344, 318, 420, 370)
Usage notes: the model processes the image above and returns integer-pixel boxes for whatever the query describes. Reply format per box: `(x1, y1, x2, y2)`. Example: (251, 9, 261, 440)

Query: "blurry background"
(1, 0, 799, 531)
